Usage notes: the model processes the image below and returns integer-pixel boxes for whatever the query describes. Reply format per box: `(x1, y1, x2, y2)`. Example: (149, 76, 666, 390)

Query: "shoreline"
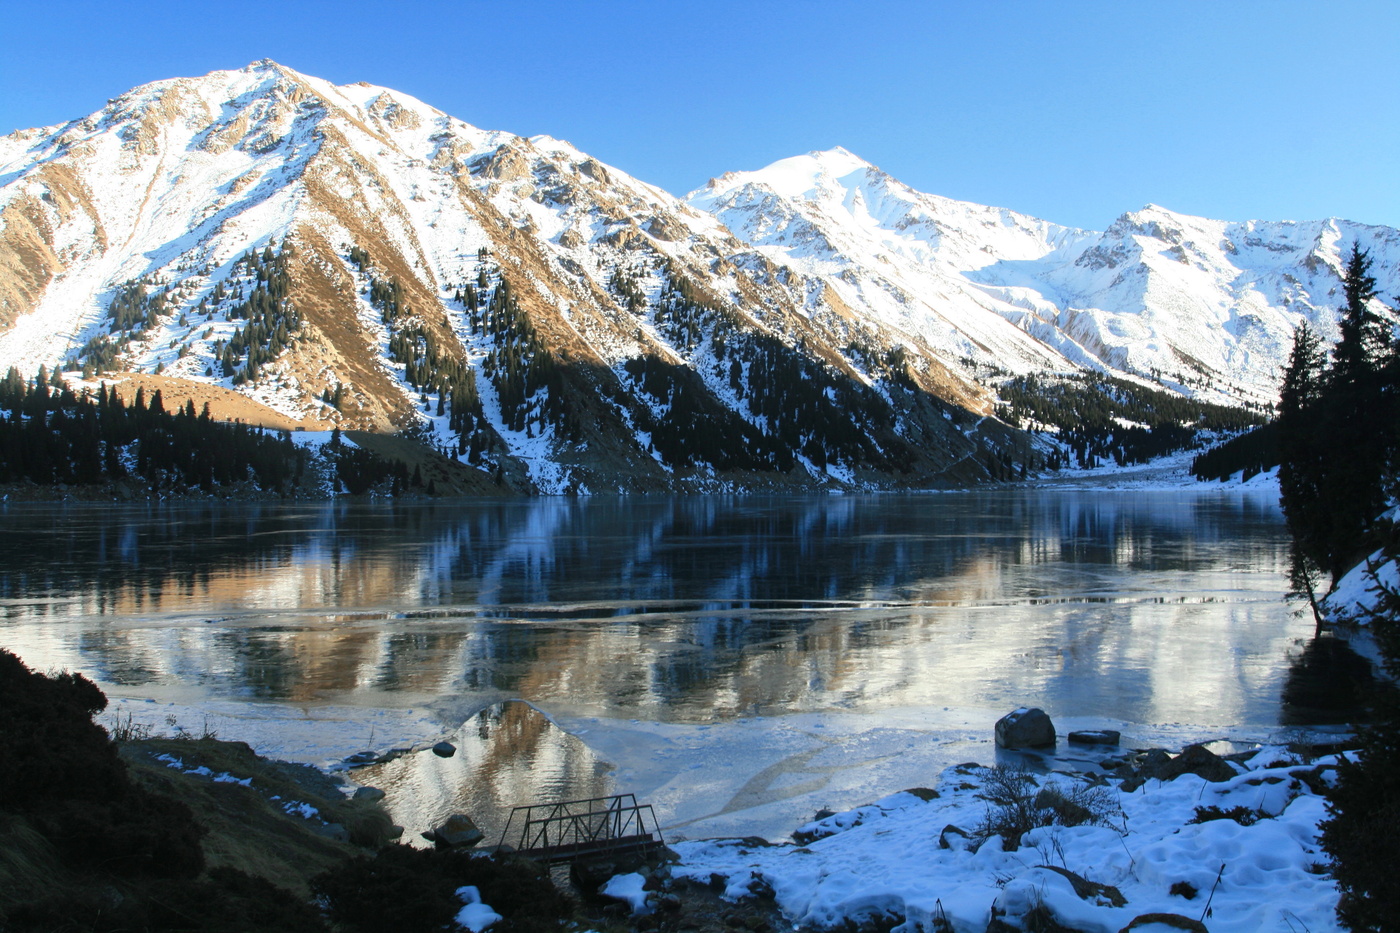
(100, 692, 1354, 845)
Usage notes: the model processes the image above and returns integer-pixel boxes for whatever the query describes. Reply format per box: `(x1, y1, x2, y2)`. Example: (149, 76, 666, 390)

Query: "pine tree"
(1277, 246, 1400, 581)
(1322, 247, 1395, 577)
(1278, 322, 1330, 585)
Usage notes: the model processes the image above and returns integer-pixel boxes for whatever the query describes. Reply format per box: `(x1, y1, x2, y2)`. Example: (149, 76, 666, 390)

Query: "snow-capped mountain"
(0, 61, 1035, 493)
(1, 62, 1393, 492)
(690, 148, 1400, 407)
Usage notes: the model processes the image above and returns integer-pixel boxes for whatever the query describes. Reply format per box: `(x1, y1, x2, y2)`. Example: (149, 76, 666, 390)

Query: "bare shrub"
(975, 766, 1120, 850)
(109, 710, 154, 742)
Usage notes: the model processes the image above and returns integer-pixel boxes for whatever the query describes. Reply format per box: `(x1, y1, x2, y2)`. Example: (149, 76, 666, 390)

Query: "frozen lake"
(0, 487, 1365, 840)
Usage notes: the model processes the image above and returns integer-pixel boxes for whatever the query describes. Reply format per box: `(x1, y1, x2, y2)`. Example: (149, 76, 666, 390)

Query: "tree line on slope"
(1188, 421, 1278, 483)
(352, 245, 579, 463)
(998, 372, 1266, 469)
(0, 366, 445, 498)
(68, 243, 302, 385)
(629, 262, 916, 474)
(0, 367, 308, 493)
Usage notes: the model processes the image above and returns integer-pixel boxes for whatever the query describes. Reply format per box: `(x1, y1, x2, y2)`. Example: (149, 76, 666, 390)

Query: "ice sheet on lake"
(104, 691, 1342, 844)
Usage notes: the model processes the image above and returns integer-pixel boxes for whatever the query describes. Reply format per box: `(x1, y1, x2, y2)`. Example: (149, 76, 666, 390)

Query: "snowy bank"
(1031, 450, 1281, 495)
(672, 748, 1341, 933)
(1316, 506, 1400, 675)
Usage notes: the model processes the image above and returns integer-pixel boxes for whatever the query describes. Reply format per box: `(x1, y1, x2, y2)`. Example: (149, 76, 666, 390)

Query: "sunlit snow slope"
(690, 148, 1400, 407)
(0, 62, 1039, 492)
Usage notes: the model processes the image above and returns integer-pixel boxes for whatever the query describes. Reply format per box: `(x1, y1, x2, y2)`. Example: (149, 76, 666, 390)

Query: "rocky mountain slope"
(0, 61, 1044, 493)
(0, 61, 1391, 492)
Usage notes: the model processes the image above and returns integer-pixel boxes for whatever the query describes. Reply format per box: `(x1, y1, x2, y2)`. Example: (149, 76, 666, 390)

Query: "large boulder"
(422, 813, 484, 848)
(995, 707, 1056, 749)
(1160, 744, 1236, 782)
(1119, 744, 1237, 791)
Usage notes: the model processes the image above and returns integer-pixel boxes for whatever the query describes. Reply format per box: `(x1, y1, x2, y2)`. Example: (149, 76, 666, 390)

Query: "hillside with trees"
(0, 367, 463, 499)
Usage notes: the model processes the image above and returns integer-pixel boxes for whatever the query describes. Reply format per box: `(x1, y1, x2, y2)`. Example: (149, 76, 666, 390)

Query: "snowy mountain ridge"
(0, 61, 1393, 491)
(0, 61, 1043, 492)
(691, 149, 1400, 407)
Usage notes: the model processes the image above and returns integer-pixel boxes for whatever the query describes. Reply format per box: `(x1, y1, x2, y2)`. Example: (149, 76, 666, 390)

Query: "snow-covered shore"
(1028, 449, 1279, 495)
(671, 747, 1342, 933)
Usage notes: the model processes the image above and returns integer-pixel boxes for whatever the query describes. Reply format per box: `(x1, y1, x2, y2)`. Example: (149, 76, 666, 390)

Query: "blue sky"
(3, 0, 1397, 231)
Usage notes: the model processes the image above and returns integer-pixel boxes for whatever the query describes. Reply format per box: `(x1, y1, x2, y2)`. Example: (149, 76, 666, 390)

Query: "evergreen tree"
(1279, 246, 1400, 930)
(1277, 322, 1331, 589)
(1323, 246, 1394, 576)
(1278, 246, 1399, 581)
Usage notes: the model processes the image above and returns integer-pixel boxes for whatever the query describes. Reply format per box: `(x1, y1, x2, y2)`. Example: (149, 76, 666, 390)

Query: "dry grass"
(96, 373, 331, 431)
(120, 737, 397, 898)
(975, 766, 1121, 850)
(0, 812, 66, 914)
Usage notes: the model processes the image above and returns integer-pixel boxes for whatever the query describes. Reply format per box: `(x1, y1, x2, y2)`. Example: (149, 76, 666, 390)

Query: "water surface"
(0, 489, 1325, 721)
(0, 489, 1356, 837)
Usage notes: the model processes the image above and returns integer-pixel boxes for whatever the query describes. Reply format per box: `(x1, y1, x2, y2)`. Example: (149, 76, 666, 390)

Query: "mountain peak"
(806, 145, 867, 167)
(692, 147, 878, 205)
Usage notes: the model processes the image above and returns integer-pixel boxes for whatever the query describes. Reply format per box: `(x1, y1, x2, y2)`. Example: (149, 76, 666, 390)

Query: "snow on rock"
(600, 872, 652, 914)
(281, 800, 320, 820)
(454, 886, 502, 932)
(1316, 541, 1400, 676)
(154, 752, 253, 786)
(672, 755, 1342, 933)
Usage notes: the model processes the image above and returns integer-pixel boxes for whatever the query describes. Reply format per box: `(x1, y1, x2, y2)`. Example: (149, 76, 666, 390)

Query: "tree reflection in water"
(1280, 632, 1377, 726)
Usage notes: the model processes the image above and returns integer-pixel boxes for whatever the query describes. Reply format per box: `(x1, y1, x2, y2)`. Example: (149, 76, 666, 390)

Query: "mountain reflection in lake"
(354, 700, 610, 844)
(0, 489, 1359, 729)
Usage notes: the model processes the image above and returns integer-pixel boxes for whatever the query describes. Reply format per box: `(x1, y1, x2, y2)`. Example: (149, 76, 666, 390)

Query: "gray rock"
(423, 813, 484, 848)
(1119, 748, 1173, 791)
(571, 857, 622, 894)
(1068, 729, 1121, 746)
(1160, 744, 1236, 783)
(1137, 748, 1173, 778)
(1121, 744, 1236, 791)
(994, 707, 1056, 749)
(352, 785, 386, 802)
(431, 741, 457, 758)
(938, 824, 973, 850)
(1038, 864, 1127, 907)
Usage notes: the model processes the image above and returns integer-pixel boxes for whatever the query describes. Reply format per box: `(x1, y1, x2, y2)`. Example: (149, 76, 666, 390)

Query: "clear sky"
(3, 0, 1397, 231)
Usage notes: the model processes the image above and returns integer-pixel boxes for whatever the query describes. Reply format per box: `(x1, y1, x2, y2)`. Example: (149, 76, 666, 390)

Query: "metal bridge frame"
(499, 793, 664, 864)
